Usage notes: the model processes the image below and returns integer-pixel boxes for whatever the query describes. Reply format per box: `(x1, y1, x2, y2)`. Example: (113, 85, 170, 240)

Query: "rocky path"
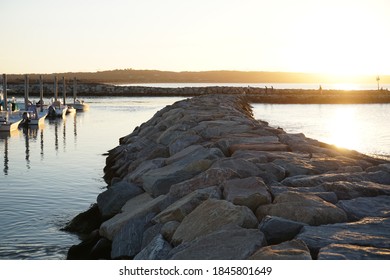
(65, 94, 390, 260)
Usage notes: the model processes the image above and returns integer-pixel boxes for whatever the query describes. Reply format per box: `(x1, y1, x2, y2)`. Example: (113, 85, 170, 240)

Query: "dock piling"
(2, 74, 7, 111)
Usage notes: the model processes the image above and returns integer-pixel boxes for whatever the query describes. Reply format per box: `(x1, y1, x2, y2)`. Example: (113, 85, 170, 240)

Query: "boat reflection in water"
(1, 112, 79, 176)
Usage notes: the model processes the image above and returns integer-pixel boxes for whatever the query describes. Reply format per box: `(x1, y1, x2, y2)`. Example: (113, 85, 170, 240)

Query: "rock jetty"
(6, 82, 390, 104)
(65, 94, 390, 260)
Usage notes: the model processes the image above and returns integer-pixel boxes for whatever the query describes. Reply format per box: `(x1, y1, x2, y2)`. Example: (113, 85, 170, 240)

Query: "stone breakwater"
(65, 94, 390, 260)
(7, 82, 390, 103)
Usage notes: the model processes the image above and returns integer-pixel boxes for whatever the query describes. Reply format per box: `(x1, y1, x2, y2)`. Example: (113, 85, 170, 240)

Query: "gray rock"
(297, 217, 390, 255)
(223, 177, 272, 211)
(255, 163, 286, 183)
(125, 158, 166, 185)
(161, 221, 180, 242)
(319, 181, 390, 200)
(255, 192, 347, 226)
(168, 167, 239, 200)
(141, 223, 163, 249)
(97, 181, 144, 219)
(249, 239, 312, 260)
(336, 195, 390, 221)
(111, 212, 155, 259)
(282, 171, 390, 188)
(172, 199, 258, 245)
(134, 234, 172, 260)
(169, 134, 202, 155)
(270, 181, 390, 200)
(100, 194, 170, 240)
(168, 225, 266, 260)
(318, 244, 390, 260)
(211, 158, 261, 178)
(153, 186, 221, 224)
(142, 145, 223, 196)
(259, 215, 307, 244)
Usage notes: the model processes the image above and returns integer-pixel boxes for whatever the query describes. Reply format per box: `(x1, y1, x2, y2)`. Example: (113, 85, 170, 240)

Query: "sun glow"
(326, 107, 362, 150)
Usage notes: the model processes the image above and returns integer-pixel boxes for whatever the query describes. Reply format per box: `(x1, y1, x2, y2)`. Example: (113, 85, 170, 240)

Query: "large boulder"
(258, 215, 307, 244)
(336, 195, 390, 221)
(255, 192, 347, 226)
(168, 225, 266, 260)
(248, 239, 312, 260)
(111, 212, 156, 259)
(171, 199, 258, 245)
(282, 171, 390, 187)
(142, 145, 224, 196)
(99, 194, 171, 240)
(210, 158, 261, 178)
(97, 181, 144, 219)
(297, 217, 390, 255)
(153, 186, 221, 224)
(223, 177, 272, 211)
(134, 234, 172, 260)
(168, 167, 240, 200)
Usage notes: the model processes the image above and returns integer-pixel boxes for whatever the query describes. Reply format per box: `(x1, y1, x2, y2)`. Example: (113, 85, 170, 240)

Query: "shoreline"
(4, 83, 390, 104)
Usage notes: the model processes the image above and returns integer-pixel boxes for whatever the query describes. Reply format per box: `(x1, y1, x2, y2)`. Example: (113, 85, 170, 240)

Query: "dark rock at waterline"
(62, 204, 102, 234)
(67, 230, 101, 260)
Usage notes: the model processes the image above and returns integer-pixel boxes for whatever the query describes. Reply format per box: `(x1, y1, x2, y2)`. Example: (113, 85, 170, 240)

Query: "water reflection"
(0, 113, 79, 176)
(326, 107, 360, 151)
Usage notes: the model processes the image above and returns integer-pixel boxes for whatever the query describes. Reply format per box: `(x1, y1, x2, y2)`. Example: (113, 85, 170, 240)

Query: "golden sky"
(1, 0, 389, 75)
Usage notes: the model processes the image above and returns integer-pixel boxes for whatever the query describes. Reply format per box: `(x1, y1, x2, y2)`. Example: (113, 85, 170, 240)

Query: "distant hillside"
(4, 69, 390, 84)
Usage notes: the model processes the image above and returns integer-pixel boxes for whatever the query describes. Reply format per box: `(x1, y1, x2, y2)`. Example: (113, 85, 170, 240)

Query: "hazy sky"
(1, 0, 389, 75)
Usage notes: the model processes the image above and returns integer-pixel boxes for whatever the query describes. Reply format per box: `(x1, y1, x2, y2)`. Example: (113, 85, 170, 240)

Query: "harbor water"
(0, 96, 389, 259)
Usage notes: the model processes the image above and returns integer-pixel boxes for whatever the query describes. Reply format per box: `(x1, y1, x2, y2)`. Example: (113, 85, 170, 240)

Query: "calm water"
(0, 96, 389, 260)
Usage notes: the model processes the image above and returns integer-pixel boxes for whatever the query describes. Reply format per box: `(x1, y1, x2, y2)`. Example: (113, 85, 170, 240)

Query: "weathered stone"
(255, 163, 286, 183)
(111, 212, 155, 259)
(282, 171, 390, 187)
(255, 192, 347, 226)
(161, 221, 180, 242)
(223, 177, 271, 211)
(142, 145, 223, 196)
(172, 199, 258, 245)
(99, 194, 170, 240)
(336, 195, 390, 221)
(229, 143, 289, 154)
(134, 234, 172, 260)
(168, 225, 266, 260)
(366, 163, 390, 173)
(141, 223, 163, 249)
(248, 239, 312, 260)
(97, 181, 144, 219)
(195, 120, 253, 139)
(319, 181, 390, 200)
(168, 167, 239, 200)
(211, 158, 261, 178)
(318, 244, 390, 260)
(270, 181, 390, 200)
(153, 186, 221, 224)
(258, 215, 307, 244)
(213, 136, 280, 156)
(169, 134, 202, 155)
(297, 217, 390, 255)
(125, 158, 166, 185)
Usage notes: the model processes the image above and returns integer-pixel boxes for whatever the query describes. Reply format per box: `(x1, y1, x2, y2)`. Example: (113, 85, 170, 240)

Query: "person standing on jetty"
(319, 85, 323, 94)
